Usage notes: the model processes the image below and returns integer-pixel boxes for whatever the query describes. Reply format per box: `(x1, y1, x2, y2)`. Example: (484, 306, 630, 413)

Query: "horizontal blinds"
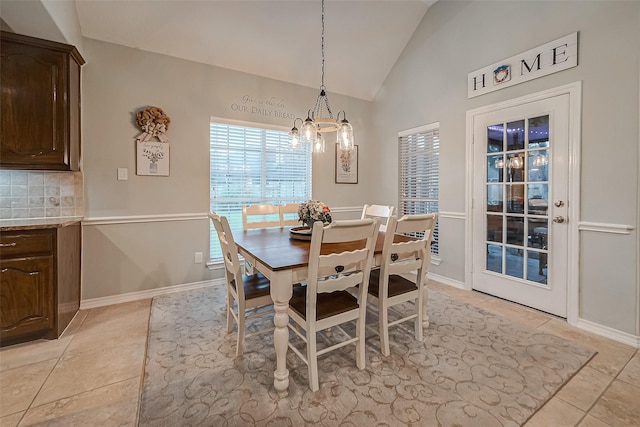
(399, 127, 440, 254)
(210, 121, 312, 259)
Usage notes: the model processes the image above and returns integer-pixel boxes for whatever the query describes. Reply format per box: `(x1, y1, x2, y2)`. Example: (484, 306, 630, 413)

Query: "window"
(209, 119, 312, 260)
(398, 123, 440, 255)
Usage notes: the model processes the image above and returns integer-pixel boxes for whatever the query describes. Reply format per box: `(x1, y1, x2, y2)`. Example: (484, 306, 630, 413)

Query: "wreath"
(135, 106, 170, 143)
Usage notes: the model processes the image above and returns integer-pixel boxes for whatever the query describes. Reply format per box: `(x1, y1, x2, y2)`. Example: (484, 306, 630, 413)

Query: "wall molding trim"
(438, 211, 466, 220)
(83, 213, 209, 226)
(578, 221, 635, 235)
(80, 278, 225, 309)
(576, 318, 640, 349)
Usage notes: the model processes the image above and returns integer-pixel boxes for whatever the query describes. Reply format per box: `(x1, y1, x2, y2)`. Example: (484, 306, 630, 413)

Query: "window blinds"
(399, 124, 440, 254)
(209, 121, 312, 259)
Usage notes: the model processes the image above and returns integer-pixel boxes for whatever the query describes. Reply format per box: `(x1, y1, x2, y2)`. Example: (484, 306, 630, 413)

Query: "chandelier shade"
(290, 0, 354, 154)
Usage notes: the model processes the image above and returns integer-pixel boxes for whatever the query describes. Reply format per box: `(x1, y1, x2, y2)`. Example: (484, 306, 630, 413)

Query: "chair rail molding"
(438, 211, 466, 220)
(578, 221, 635, 235)
(82, 213, 209, 226)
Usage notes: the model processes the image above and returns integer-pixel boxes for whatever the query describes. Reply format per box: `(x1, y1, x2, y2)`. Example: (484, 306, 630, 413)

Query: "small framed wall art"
(335, 144, 358, 184)
(137, 140, 169, 176)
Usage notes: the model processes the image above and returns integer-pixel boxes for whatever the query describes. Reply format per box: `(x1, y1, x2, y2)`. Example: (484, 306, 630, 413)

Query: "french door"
(472, 94, 569, 317)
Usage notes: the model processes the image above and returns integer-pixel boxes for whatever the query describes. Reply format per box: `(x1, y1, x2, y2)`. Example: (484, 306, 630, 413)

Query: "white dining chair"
(209, 212, 274, 357)
(279, 203, 301, 227)
(287, 218, 380, 392)
(361, 204, 395, 232)
(367, 213, 436, 357)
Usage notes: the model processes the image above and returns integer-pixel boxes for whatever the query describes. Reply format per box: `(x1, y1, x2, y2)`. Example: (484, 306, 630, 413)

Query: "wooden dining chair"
(209, 212, 274, 357)
(242, 204, 281, 230)
(367, 213, 436, 357)
(287, 218, 380, 392)
(279, 203, 301, 227)
(361, 204, 395, 232)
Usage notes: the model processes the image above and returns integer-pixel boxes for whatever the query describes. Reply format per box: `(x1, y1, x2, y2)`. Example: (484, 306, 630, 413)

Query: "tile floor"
(1, 282, 638, 426)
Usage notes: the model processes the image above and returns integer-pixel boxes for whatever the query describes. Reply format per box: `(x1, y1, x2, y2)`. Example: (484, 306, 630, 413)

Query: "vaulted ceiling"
(65, 1, 432, 101)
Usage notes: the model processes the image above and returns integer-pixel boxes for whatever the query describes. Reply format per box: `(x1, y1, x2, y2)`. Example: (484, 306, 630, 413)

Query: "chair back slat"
(242, 204, 281, 230)
(279, 203, 301, 227)
(209, 212, 244, 299)
(361, 204, 395, 232)
(306, 219, 380, 308)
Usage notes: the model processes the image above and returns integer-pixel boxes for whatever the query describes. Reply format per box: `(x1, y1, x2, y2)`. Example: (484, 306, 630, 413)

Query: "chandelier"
(290, 0, 354, 154)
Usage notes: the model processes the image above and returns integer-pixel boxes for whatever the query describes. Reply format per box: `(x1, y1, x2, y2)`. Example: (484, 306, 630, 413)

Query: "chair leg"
(308, 330, 319, 392)
(236, 301, 246, 357)
(379, 302, 391, 357)
(226, 291, 234, 333)
(415, 292, 424, 342)
(356, 310, 366, 369)
(422, 284, 430, 328)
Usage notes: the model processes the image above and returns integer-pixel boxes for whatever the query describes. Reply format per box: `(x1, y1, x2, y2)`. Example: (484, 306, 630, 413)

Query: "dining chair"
(242, 204, 281, 230)
(287, 218, 380, 392)
(367, 213, 437, 357)
(209, 212, 274, 357)
(361, 204, 395, 232)
(279, 203, 301, 227)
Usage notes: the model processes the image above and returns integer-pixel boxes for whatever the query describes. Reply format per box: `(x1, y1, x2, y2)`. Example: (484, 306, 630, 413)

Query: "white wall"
(372, 0, 639, 336)
(80, 38, 373, 299)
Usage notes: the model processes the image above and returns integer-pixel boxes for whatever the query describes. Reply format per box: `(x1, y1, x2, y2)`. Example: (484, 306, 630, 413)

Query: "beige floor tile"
(617, 350, 640, 387)
(20, 377, 140, 426)
(524, 397, 585, 427)
(588, 379, 640, 427)
(32, 342, 145, 407)
(80, 299, 151, 329)
(0, 359, 57, 417)
(578, 414, 614, 427)
(59, 310, 89, 338)
(556, 366, 614, 411)
(538, 319, 635, 377)
(65, 307, 150, 356)
(0, 411, 24, 427)
(0, 337, 70, 372)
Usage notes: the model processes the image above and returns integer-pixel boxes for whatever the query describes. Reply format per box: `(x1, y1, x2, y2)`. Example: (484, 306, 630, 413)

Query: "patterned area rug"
(139, 285, 594, 426)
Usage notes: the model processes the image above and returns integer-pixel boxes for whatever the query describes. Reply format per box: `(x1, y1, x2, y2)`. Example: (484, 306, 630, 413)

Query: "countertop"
(0, 217, 84, 231)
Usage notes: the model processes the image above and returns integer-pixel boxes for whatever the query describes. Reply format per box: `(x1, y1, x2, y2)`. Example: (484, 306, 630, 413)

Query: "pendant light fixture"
(289, 0, 355, 153)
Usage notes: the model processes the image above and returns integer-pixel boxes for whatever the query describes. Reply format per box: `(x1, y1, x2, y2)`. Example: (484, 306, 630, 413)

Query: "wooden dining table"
(234, 226, 424, 396)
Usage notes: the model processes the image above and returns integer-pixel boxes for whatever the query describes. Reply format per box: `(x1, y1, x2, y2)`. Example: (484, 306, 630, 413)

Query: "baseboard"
(575, 318, 640, 348)
(80, 278, 226, 309)
(427, 273, 466, 290)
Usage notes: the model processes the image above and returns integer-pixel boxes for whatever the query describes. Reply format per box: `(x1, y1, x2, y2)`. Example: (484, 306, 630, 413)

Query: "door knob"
(553, 216, 565, 223)
(554, 200, 565, 207)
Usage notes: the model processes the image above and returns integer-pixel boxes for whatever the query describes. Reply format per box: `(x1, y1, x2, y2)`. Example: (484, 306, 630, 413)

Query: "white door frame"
(465, 81, 582, 324)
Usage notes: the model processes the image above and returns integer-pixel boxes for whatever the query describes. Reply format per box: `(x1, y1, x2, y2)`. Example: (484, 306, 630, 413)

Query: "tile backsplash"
(0, 170, 84, 219)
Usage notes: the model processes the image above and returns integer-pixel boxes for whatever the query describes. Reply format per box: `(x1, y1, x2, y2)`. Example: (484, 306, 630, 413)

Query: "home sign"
(468, 32, 578, 98)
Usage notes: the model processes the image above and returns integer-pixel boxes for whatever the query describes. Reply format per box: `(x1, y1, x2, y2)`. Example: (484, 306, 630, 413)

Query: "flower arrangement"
(298, 200, 332, 228)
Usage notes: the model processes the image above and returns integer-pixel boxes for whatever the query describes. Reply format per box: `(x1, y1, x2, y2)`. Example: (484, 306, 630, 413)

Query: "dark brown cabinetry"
(0, 31, 85, 171)
(0, 223, 81, 346)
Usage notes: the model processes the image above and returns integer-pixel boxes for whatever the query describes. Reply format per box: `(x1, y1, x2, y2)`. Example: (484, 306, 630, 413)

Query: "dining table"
(233, 225, 426, 396)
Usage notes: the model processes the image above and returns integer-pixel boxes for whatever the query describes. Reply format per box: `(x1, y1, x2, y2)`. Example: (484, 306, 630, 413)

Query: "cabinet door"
(0, 39, 72, 170)
(0, 256, 54, 342)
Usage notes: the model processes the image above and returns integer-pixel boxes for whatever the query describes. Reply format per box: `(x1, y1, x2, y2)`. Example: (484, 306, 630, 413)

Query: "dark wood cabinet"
(0, 31, 84, 171)
(0, 223, 81, 346)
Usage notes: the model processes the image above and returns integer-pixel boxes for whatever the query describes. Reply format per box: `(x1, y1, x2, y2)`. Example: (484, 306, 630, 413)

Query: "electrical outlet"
(194, 252, 203, 264)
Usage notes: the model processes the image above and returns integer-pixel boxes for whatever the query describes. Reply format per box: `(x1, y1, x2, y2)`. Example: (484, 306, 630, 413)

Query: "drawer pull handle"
(0, 242, 17, 247)
(1, 268, 6, 273)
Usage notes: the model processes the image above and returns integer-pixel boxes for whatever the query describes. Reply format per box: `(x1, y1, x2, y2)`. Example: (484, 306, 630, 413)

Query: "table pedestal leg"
(270, 271, 293, 397)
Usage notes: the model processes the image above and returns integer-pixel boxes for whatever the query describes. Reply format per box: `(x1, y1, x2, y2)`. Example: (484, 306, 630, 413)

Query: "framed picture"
(137, 141, 170, 176)
(335, 144, 358, 184)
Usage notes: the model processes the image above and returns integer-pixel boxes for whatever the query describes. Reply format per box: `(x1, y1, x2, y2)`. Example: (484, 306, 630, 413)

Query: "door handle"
(553, 216, 565, 223)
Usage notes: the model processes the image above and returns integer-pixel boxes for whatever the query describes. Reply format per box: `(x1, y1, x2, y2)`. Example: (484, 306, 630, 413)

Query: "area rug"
(139, 285, 594, 426)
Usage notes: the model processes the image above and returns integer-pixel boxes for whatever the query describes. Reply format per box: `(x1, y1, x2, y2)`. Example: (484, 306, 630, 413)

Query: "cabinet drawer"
(0, 230, 53, 258)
